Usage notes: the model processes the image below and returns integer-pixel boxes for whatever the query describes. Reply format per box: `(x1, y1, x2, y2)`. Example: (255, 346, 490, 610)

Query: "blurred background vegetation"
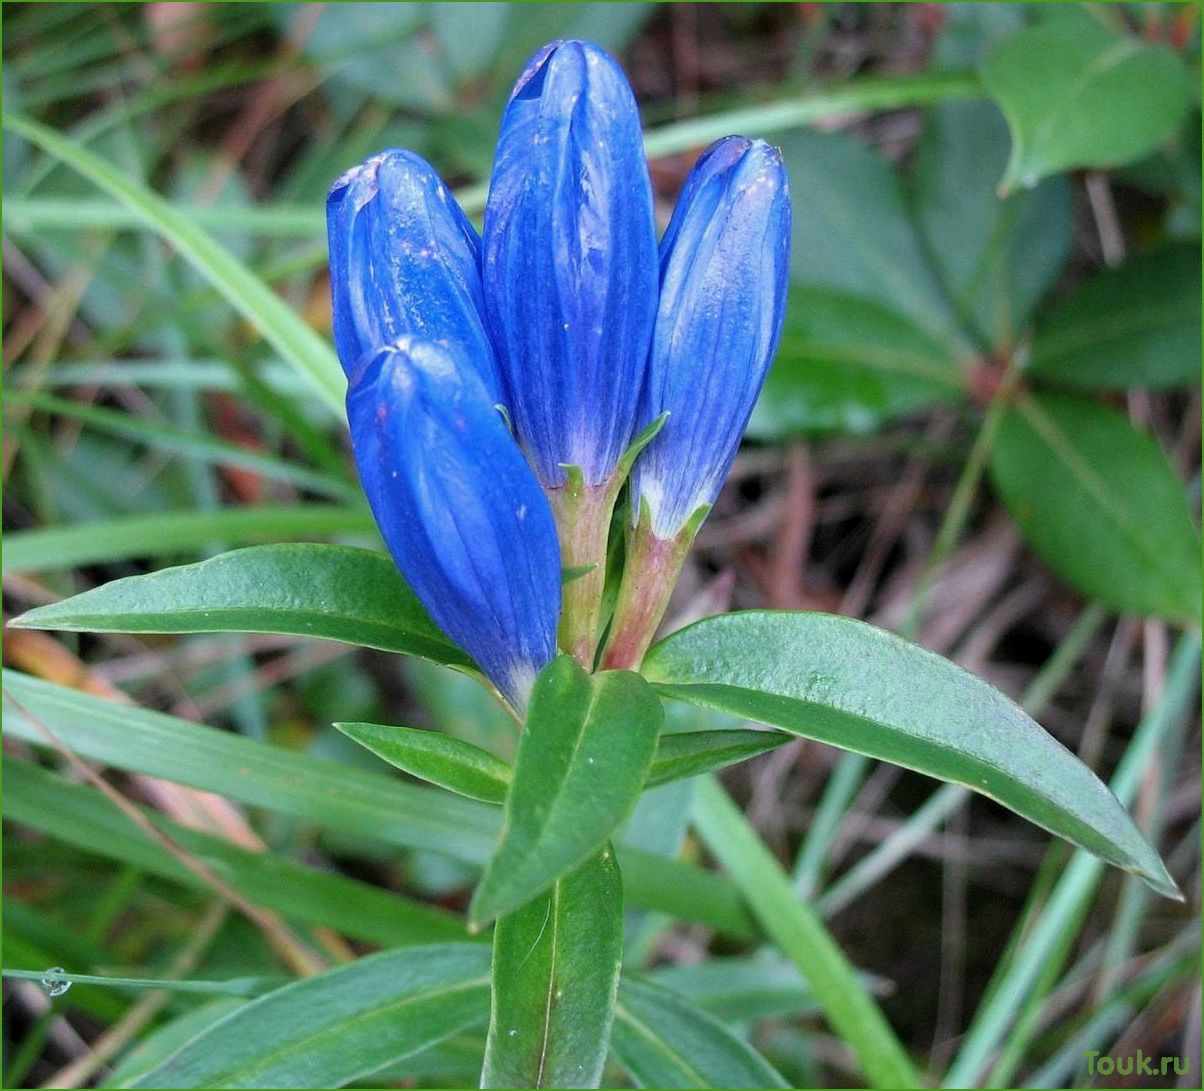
(2, 3, 1200, 1088)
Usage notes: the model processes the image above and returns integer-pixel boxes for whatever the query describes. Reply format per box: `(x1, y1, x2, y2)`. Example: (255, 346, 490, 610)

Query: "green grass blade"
(942, 635, 1199, 1088)
(3, 760, 471, 948)
(0, 671, 751, 937)
(693, 776, 922, 1090)
(2, 669, 499, 862)
(2, 113, 345, 415)
(6, 390, 354, 499)
(2, 506, 375, 574)
(643, 70, 982, 159)
(4, 197, 324, 236)
(2, 968, 272, 998)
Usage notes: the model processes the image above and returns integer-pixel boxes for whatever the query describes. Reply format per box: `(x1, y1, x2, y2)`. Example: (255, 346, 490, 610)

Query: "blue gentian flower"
(482, 39, 658, 489)
(631, 137, 792, 540)
(329, 42, 792, 684)
(327, 149, 499, 400)
(346, 338, 560, 710)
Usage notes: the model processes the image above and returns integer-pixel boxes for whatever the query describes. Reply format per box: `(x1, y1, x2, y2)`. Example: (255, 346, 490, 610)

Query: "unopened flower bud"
(483, 39, 658, 488)
(346, 338, 560, 709)
(632, 136, 791, 540)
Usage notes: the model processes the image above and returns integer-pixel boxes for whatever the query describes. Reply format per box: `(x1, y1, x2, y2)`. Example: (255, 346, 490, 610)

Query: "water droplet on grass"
(41, 968, 71, 997)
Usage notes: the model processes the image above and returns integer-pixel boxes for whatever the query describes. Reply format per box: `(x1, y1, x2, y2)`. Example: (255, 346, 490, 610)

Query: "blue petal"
(632, 137, 792, 539)
(347, 337, 560, 709)
(483, 39, 658, 488)
(327, 150, 498, 399)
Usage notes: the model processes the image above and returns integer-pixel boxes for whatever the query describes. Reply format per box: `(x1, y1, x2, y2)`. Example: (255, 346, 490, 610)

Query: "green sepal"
(561, 563, 598, 586)
(615, 411, 669, 482)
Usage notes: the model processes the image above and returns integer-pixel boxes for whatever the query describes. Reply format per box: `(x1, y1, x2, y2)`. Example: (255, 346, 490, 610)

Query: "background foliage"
(2, 3, 1200, 1088)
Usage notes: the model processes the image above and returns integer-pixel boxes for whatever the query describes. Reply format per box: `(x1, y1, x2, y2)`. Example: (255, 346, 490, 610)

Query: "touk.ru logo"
(1085, 1049, 1190, 1079)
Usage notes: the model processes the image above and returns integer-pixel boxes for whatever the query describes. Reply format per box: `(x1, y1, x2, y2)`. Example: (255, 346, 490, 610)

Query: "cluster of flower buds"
(327, 39, 791, 711)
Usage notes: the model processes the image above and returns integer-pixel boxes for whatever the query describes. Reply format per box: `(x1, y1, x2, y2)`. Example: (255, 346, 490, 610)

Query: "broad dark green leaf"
(0, 506, 375, 575)
(989, 393, 1201, 623)
(982, 18, 1193, 191)
(129, 944, 491, 1088)
(3, 760, 469, 949)
(1, 671, 750, 936)
(748, 286, 965, 438)
(611, 977, 788, 1089)
(336, 722, 510, 804)
(643, 612, 1178, 897)
(11, 543, 472, 670)
(1029, 245, 1202, 390)
(646, 730, 788, 788)
(482, 851, 622, 1089)
(913, 98, 1071, 347)
(469, 657, 663, 926)
(931, 1, 1028, 69)
(775, 128, 965, 350)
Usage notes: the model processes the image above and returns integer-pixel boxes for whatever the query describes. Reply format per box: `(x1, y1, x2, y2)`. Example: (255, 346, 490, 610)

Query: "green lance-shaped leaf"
(338, 721, 786, 804)
(989, 393, 1201, 624)
(129, 944, 491, 1089)
(337, 722, 511, 804)
(469, 656, 663, 926)
(981, 16, 1193, 192)
(912, 98, 1072, 348)
(643, 611, 1178, 898)
(611, 976, 789, 1089)
(11, 544, 472, 670)
(481, 850, 622, 1089)
(646, 729, 788, 787)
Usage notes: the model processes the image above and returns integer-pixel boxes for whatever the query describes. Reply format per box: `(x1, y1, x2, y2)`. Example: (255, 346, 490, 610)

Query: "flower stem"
(600, 516, 695, 671)
(548, 471, 618, 667)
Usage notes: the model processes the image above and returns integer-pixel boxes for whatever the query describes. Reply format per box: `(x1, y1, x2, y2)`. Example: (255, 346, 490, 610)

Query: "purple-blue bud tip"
(327, 149, 499, 400)
(632, 136, 792, 540)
